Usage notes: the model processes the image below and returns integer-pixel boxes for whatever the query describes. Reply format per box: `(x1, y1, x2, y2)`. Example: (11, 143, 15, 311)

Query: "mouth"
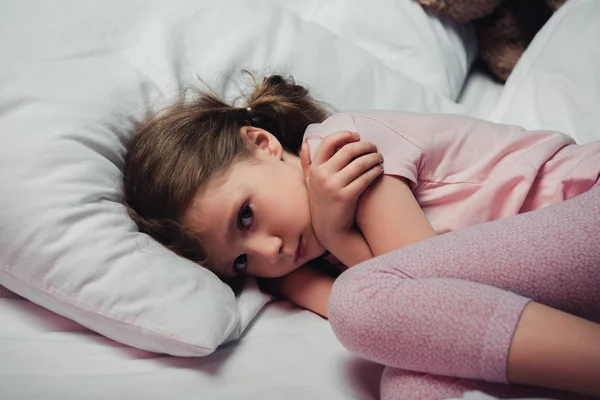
(294, 235, 305, 264)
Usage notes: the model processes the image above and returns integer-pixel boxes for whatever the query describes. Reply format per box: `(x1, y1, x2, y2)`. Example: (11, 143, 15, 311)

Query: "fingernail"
(353, 132, 360, 139)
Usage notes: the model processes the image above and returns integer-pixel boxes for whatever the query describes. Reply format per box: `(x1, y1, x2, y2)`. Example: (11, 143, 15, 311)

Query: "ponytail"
(244, 73, 330, 154)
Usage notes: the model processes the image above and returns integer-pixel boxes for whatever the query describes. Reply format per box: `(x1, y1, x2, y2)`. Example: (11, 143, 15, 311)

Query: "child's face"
(184, 128, 326, 278)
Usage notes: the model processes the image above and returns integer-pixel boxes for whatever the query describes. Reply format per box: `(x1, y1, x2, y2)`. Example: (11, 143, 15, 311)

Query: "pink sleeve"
(304, 113, 423, 186)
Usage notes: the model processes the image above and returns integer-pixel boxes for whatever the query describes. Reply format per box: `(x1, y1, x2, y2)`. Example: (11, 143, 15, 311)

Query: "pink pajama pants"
(329, 185, 600, 400)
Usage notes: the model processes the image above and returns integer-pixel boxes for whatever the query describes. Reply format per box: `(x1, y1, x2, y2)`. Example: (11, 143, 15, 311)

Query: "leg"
(329, 186, 600, 387)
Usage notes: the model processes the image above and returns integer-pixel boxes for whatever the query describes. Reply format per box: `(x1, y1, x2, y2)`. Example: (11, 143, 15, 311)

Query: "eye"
(233, 203, 252, 274)
(233, 254, 248, 273)
(238, 204, 253, 230)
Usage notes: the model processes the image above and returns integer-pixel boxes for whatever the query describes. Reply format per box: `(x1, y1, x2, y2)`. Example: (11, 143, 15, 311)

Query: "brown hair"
(122, 73, 330, 273)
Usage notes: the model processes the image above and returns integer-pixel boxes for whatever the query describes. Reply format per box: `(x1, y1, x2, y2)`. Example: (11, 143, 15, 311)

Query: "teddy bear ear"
(415, 0, 504, 23)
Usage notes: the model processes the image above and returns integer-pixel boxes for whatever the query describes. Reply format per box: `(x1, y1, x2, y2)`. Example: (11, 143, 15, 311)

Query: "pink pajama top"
(304, 111, 600, 235)
(303, 111, 600, 386)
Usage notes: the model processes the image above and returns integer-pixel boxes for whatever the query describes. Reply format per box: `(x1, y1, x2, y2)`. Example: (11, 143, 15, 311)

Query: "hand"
(300, 130, 383, 250)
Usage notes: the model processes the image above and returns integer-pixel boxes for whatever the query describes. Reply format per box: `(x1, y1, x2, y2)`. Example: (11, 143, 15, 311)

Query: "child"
(123, 74, 600, 399)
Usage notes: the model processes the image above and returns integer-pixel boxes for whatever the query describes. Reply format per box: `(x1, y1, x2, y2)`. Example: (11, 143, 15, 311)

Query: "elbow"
(328, 257, 442, 376)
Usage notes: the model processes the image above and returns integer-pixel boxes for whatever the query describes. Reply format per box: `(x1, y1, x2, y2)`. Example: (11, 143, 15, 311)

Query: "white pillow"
(490, 0, 600, 144)
(0, 0, 469, 356)
(273, 0, 477, 100)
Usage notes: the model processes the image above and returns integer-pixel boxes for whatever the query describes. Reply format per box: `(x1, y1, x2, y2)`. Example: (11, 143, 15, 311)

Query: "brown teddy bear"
(416, 0, 568, 82)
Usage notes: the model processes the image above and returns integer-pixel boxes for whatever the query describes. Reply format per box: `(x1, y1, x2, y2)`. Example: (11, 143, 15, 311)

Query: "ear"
(242, 127, 284, 159)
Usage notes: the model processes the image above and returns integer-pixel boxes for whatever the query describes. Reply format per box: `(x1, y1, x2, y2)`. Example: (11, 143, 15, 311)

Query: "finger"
(312, 130, 360, 165)
(337, 152, 384, 187)
(300, 141, 313, 186)
(344, 163, 384, 199)
(327, 140, 379, 172)
(300, 141, 311, 175)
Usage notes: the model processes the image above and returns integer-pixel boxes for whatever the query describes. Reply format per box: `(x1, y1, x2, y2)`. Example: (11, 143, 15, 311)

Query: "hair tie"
(244, 106, 274, 133)
(242, 106, 253, 126)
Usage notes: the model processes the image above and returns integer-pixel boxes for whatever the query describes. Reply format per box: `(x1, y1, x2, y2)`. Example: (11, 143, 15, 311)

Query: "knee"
(328, 264, 384, 351)
(328, 265, 363, 322)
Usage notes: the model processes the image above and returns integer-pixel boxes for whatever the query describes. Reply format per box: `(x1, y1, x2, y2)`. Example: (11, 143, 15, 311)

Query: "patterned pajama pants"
(329, 185, 600, 399)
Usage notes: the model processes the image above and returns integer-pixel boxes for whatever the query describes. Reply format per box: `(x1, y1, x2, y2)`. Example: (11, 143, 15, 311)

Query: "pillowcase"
(273, 0, 477, 100)
(489, 0, 600, 145)
(0, 0, 470, 356)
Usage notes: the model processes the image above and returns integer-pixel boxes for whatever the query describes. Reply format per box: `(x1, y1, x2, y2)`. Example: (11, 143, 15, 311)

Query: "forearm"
(508, 302, 600, 396)
(357, 176, 437, 257)
(258, 264, 334, 318)
(328, 229, 374, 267)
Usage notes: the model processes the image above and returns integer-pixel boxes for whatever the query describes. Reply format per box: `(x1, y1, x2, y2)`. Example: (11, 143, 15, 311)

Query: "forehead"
(186, 159, 255, 227)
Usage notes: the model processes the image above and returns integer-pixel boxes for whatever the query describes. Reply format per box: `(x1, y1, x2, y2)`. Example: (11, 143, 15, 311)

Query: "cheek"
(292, 179, 311, 220)
(274, 170, 309, 213)
(293, 171, 309, 202)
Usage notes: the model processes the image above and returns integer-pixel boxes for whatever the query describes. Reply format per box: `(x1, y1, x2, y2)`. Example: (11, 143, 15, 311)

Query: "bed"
(1, 1, 599, 399)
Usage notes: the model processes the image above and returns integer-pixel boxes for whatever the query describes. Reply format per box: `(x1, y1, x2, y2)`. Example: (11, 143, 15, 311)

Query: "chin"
(289, 264, 304, 274)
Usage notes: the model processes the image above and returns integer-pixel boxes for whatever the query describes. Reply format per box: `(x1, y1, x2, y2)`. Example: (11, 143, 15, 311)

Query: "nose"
(246, 233, 284, 265)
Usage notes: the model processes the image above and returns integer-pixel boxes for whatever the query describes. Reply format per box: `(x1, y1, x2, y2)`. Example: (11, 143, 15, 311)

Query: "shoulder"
(305, 111, 425, 135)
(305, 111, 483, 142)
(303, 111, 424, 157)
(304, 111, 430, 182)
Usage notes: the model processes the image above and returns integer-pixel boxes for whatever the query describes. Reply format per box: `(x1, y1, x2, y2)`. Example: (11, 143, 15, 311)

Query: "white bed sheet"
(0, 286, 384, 400)
(2, 0, 600, 399)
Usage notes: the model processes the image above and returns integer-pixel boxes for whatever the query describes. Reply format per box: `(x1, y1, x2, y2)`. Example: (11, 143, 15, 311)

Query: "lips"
(294, 236, 305, 264)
